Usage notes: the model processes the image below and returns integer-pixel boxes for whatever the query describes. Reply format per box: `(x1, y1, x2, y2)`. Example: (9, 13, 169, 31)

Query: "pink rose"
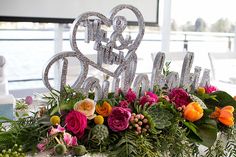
(205, 85, 217, 94)
(63, 132, 78, 146)
(140, 92, 158, 106)
(125, 89, 137, 103)
(65, 111, 87, 138)
(168, 88, 191, 108)
(108, 107, 131, 132)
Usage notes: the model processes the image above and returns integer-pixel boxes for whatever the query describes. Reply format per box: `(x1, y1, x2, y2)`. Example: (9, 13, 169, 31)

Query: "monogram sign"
(42, 4, 210, 101)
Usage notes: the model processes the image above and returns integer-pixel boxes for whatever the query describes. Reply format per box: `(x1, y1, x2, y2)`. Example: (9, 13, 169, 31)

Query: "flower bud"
(140, 114, 145, 120)
(184, 102, 203, 122)
(138, 121, 143, 126)
(143, 119, 148, 123)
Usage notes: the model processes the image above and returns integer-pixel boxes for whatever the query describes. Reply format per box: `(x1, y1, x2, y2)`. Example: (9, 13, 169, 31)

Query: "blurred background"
(0, 0, 235, 97)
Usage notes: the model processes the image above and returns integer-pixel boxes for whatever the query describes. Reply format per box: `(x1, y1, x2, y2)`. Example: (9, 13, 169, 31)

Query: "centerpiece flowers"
(0, 85, 235, 157)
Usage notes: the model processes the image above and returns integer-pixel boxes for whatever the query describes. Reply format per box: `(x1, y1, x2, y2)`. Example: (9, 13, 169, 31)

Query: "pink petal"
(63, 133, 72, 145)
(71, 136, 78, 146)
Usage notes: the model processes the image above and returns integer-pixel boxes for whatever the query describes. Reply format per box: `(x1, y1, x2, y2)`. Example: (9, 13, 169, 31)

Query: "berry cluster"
(129, 113, 150, 135)
(0, 144, 25, 157)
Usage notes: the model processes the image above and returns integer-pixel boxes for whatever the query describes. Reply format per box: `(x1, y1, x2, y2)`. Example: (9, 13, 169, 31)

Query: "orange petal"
(221, 106, 234, 113)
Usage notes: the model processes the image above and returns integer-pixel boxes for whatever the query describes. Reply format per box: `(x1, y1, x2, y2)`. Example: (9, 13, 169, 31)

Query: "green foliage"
(163, 61, 171, 77)
(204, 91, 236, 110)
(184, 117, 217, 147)
(136, 135, 161, 157)
(0, 144, 26, 157)
(108, 131, 138, 157)
(147, 104, 174, 129)
(44, 86, 86, 115)
(0, 114, 50, 153)
(15, 100, 28, 110)
(156, 120, 196, 157)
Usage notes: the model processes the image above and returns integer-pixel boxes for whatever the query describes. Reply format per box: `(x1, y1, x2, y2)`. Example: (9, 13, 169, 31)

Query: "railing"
(0, 28, 235, 91)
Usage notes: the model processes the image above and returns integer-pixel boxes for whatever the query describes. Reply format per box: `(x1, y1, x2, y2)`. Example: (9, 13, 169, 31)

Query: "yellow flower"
(197, 87, 205, 94)
(50, 115, 61, 125)
(96, 101, 112, 117)
(94, 115, 104, 124)
(184, 102, 203, 122)
(74, 98, 96, 120)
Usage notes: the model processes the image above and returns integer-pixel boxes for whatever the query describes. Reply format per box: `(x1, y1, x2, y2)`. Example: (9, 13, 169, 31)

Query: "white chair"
(208, 52, 236, 95)
(208, 52, 236, 82)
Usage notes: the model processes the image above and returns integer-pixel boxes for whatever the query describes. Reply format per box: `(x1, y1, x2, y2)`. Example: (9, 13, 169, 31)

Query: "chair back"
(208, 52, 236, 83)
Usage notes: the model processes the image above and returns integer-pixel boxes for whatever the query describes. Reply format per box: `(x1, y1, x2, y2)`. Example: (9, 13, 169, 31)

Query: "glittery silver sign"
(43, 4, 144, 95)
(42, 5, 211, 98)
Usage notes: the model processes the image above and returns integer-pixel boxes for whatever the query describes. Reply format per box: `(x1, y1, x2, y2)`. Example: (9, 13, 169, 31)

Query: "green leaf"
(183, 121, 202, 143)
(50, 102, 74, 115)
(205, 91, 236, 110)
(0, 116, 13, 122)
(197, 119, 218, 147)
(184, 118, 217, 148)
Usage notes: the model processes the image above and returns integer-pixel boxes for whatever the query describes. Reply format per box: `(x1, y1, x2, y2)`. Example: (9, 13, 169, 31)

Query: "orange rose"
(210, 106, 234, 127)
(184, 102, 203, 122)
(74, 98, 96, 120)
(95, 101, 112, 117)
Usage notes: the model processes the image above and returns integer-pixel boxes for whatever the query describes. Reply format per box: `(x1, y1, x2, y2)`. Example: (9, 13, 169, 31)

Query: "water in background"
(0, 29, 234, 90)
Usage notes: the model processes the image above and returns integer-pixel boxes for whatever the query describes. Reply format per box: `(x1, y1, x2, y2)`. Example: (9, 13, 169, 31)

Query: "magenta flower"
(140, 92, 158, 106)
(65, 111, 87, 138)
(25, 96, 33, 105)
(125, 89, 137, 103)
(63, 132, 78, 146)
(108, 107, 131, 132)
(168, 88, 191, 108)
(205, 85, 217, 94)
(118, 100, 129, 108)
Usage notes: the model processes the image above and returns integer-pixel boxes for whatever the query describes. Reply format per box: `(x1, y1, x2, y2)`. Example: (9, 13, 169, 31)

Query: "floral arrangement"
(0, 84, 235, 157)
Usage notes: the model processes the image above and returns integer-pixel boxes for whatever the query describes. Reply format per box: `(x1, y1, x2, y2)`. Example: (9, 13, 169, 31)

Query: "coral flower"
(74, 99, 96, 120)
(210, 106, 234, 127)
(96, 101, 112, 117)
(184, 102, 203, 122)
